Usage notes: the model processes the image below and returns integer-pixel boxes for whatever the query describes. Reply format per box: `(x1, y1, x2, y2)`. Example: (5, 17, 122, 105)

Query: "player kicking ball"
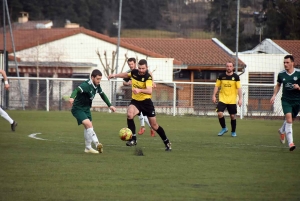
(69, 69, 116, 154)
(108, 59, 171, 151)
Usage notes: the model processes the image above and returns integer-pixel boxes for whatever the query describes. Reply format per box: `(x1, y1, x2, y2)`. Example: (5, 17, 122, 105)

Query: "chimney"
(18, 12, 29, 23)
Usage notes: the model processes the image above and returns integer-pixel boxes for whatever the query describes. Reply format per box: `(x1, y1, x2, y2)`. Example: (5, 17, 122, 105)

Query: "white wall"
(238, 53, 286, 116)
(14, 33, 174, 81)
(238, 54, 286, 84)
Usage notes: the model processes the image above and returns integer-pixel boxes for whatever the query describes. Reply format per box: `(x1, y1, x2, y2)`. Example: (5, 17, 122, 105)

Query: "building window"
(193, 70, 223, 82)
(173, 70, 190, 80)
(249, 72, 274, 98)
(248, 72, 274, 111)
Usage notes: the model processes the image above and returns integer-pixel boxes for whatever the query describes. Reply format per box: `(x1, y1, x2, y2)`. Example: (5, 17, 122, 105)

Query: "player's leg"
(126, 102, 140, 146)
(83, 119, 103, 153)
(284, 113, 295, 151)
(72, 109, 100, 153)
(228, 104, 237, 137)
(282, 100, 296, 151)
(83, 128, 98, 153)
(138, 112, 146, 135)
(0, 107, 17, 131)
(216, 102, 228, 136)
(278, 120, 286, 144)
(148, 116, 171, 151)
(143, 99, 171, 151)
(143, 115, 155, 137)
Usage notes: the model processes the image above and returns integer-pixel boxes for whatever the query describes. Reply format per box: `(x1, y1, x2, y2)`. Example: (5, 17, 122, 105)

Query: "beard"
(226, 69, 233, 74)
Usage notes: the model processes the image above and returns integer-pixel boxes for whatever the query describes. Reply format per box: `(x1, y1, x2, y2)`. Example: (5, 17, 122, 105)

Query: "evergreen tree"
(86, 0, 108, 33)
(263, 0, 300, 39)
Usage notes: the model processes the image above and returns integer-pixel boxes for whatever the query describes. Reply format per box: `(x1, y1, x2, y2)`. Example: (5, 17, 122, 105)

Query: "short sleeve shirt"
(129, 69, 152, 101)
(215, 73, 241, 104)
(72, 79, 103, 110)
(277, 69, 300, 102)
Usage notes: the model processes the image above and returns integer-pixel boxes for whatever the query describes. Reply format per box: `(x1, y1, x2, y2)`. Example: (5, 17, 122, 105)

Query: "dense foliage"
(1, 0, 299, 51)
(2, 0, 168, 35)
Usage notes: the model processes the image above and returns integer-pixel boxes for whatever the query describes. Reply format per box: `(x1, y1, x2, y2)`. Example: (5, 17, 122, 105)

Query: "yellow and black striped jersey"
(128, 69, 152, 101)
(215, 73, 241, 104)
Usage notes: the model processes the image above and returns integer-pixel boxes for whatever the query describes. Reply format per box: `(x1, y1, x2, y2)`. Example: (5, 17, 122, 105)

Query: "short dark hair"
(91, 69, 102, 78)
(226, 62, 234, 66)
(284, 55, 294, 62)
(127, 58, 136, 63)
(138, 59, 147, 67)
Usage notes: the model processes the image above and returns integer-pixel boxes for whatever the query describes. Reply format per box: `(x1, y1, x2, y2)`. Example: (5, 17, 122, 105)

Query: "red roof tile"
(0, 27, 244, 67)
(121, 38, 244, 67)
(0, 27, 169, 61)
(273, 40, 300, 67)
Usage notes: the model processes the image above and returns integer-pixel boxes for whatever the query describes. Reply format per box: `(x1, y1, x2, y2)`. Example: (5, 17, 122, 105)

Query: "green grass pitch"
(0, 111, 299, 201)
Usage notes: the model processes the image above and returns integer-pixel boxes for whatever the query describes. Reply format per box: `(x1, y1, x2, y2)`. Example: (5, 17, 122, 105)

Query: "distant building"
(184, 0, 214, 5)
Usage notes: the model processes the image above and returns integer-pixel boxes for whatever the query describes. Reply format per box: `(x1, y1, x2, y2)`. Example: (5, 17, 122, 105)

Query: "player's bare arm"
(212, 86, 219, 103)
(108, 72, 129, 80)
(270, 83, 281, 104)
(109, 106, 116, 112)
(149, 72, 156, 88)
(132, 86, 152, 95)
(99, 91, 116, 112)
(293, 83, 300, 90)
(237, 88, 242, 107)
(0, 69, 9, 90)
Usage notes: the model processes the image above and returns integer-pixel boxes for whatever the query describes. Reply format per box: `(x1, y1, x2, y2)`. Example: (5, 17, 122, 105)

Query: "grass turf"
(0, 111, 299, 201)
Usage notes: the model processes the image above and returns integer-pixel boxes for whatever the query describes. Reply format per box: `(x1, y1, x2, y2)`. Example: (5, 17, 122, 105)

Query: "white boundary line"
(28, 133, 47, 140)
(27, 133, 288, 150)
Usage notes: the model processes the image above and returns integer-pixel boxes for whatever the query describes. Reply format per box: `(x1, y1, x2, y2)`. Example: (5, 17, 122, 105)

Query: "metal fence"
(0, 77, 283, 119)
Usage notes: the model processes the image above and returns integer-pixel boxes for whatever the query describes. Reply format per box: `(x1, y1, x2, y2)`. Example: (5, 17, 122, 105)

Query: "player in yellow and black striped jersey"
(108, 59, 171, 151)
(212, 62, 242, 137)
(123, 57, 156, 137)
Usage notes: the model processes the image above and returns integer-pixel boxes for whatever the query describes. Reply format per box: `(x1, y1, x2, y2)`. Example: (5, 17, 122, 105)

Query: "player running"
(108, 59, 171, 151)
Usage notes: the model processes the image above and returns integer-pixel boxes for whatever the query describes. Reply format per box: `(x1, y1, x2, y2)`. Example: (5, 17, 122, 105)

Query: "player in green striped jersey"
(69, 69, 116, 154)
(270, 55, 300, 151)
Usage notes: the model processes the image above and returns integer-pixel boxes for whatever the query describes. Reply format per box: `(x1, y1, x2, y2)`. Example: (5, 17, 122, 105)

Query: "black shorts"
(130, 99, 156, 117)
(216, 102, 237, 115)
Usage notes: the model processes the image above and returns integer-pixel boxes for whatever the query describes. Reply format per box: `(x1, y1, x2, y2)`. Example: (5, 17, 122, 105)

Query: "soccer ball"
(119, 128, 132, 141)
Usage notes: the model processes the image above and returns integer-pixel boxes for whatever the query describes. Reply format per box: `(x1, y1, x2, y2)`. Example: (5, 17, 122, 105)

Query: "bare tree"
(96, 49, 129, 78)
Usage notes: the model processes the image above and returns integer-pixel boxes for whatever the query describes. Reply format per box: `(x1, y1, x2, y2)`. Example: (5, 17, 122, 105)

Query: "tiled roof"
(121, 38, 245, 67)
(273, 40, 300, 67)
(0, 27, 244, 67)
(0, 27, 170, 62)
(9, 61, 97, 68)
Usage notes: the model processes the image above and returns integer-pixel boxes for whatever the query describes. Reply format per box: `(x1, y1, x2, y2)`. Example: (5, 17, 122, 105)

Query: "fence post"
(46, 79, 49, 112)
(109, 80, 112, 113)
(59, 82, 62, 111)
(240, 92, 245, 119)
(173, 83, 176, 116)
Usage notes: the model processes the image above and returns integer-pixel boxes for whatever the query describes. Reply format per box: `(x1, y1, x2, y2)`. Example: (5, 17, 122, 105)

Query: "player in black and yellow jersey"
(212, 62, 242, 137)
(123, 58, 156, 137)
(109, 59, 171, 151)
